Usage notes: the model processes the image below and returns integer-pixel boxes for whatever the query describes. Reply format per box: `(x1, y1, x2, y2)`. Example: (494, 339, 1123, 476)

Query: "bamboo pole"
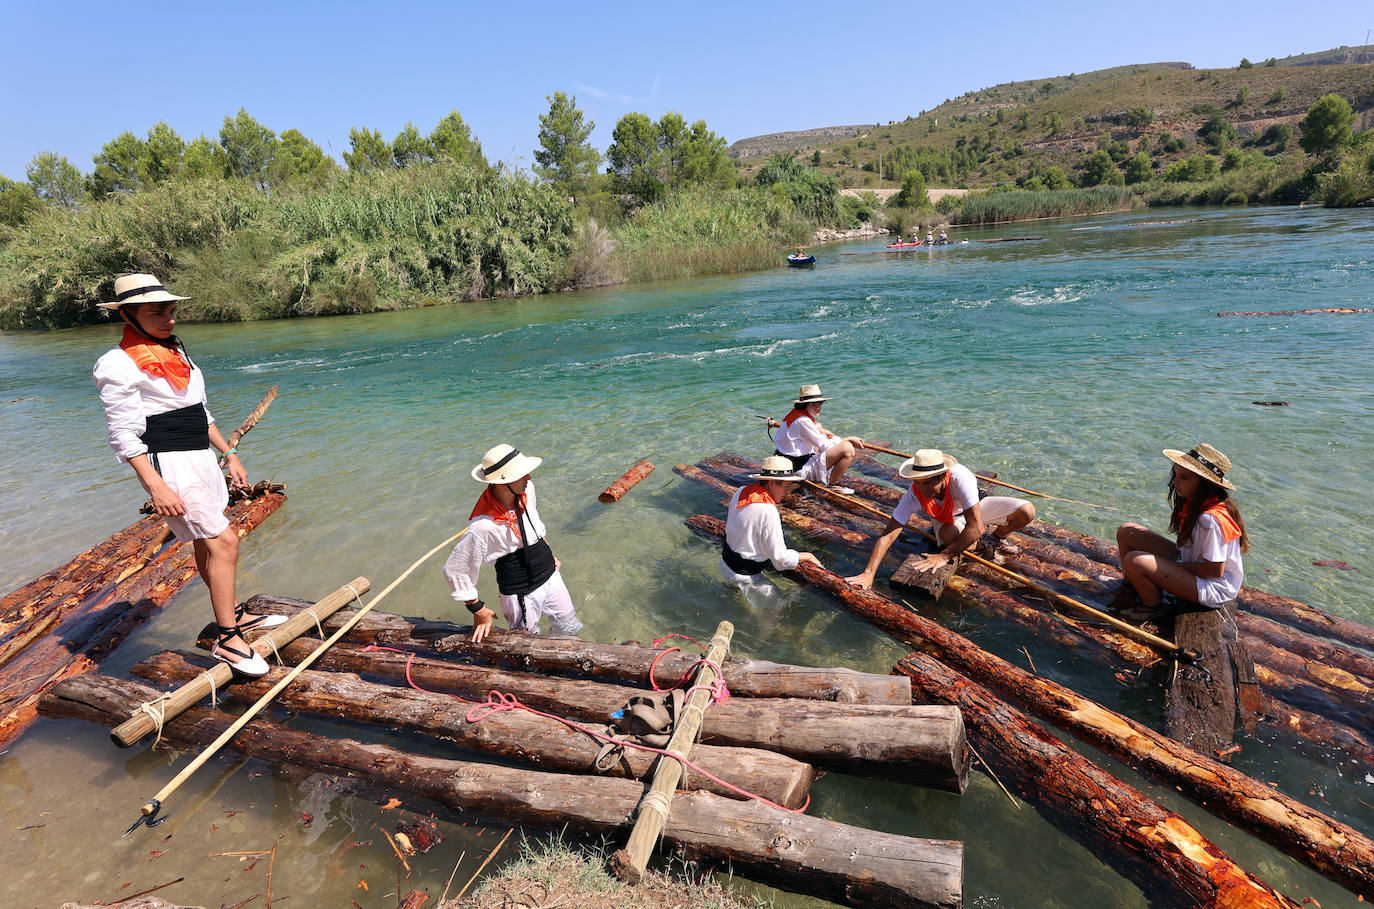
(612, 620, 733, 883)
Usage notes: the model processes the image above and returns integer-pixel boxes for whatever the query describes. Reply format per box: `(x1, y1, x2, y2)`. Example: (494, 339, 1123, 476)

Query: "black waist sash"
(774, 449, 813, 472)
(494, 537, 556, 596)
(141, 403, 210, 453)
(721, 540, 770, 576)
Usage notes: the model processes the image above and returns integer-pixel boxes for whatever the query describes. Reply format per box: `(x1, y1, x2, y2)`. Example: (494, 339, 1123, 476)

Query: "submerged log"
(42, 674, 966, 909)
(134, 650, 814, 808)
(0, 493, 284, 750)
(684, 514, 1374, 901)
(192, 633, 968, 792)
(1166, 604, 1238, 757)
(599, 459, 655, 502)
(242, 595, 911, 704)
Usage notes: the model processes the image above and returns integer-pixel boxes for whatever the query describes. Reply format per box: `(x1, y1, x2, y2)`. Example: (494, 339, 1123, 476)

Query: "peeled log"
(685, 514, 1374, 902)
(134, 650, 814, 807)
(41, 674, 965, 909)
(599, 459, 655, 502)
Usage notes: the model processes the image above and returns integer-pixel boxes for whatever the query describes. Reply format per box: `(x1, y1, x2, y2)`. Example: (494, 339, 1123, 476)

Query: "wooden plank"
(1230, 639, 1262, 736)
(891, 552, 961, 599)
(1166, 603, 1237, 758)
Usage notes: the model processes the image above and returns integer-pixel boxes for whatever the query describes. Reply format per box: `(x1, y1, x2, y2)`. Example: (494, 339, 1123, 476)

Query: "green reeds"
(949, 187, 1135, 225)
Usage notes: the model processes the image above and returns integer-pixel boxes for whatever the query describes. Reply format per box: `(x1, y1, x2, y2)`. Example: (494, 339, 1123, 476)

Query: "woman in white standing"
(93, 274, 283, 676)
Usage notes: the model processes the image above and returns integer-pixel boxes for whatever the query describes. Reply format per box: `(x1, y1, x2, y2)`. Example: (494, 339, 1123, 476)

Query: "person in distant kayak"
(444, 443, 583, 643)
(93, 273, 284, 677)
(926, 231, 934, 245)
(938, 230, 948, 244)
(771, 384, 864, 494)
(846, 448, 1034, 590)
(719, 456, 821, 596)
(1113, 444, 1248, 611)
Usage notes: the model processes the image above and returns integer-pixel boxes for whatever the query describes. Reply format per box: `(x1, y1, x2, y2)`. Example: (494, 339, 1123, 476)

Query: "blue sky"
(2, 0, 1370, 180)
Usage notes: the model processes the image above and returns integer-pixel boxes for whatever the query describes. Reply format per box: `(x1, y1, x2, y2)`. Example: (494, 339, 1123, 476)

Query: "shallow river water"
(1, 205, 1371, 907)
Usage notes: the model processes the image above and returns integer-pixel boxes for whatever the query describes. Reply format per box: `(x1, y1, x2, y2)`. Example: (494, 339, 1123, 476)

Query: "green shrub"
(1317, 151, 1374, 206)
(1222, 192, 1248, 205)
(948, 186, 1133, 224)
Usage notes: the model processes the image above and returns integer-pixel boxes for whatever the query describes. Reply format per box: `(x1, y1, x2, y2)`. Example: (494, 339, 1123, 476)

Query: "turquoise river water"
(1, 205, 1371, 907)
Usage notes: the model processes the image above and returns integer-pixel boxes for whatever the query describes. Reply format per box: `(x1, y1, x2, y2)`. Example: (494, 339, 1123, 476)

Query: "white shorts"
(151, 449, 230, 543)
(499, 570, 582, 635)
(935, 495, 1027, 538)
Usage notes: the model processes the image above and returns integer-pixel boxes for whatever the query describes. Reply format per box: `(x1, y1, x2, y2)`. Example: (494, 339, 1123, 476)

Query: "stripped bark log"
(1166, 604, 1238, 757)
(134, 650, 815, 807)
(189, 633, 968, 792)
(0, 493, 284, 749)
(684, 514, 1374, 901)
(599, 459, 655, 502)
(42, 674, 966, 909)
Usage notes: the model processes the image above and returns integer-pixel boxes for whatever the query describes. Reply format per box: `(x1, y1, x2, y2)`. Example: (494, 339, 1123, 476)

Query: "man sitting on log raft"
(772, 384, 865, 495)
(846, 448, 1035, 589)
(444, 444, 583, 643)
(719, 456, 822, 598)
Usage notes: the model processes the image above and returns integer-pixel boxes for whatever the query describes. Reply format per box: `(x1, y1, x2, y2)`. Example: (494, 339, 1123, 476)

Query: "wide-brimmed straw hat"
(899, 448, 958, 480)
(97, 273, 189, 310)
(749, 455, 804, 482)
(794, 384, 827, 406)
(472, 443, 543, 484)
(1164, 444, 1236, 490)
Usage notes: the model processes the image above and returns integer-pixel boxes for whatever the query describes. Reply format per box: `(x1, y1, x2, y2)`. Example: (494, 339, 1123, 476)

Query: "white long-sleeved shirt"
(723, 485, 799, 572)
(774, 413, 833, 457)
(93, 346, 215, 464)
(443, 480, 549, 602)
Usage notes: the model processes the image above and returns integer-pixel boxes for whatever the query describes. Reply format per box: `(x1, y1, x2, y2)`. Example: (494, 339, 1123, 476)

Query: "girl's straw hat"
(1164, 444, 1236, 490)
(472, 444, 543, 484)
(98, 273, 188, 309)
(749, 455, 804, 482)
(794, 384, 827, 406)
(899, 449, 958, 479)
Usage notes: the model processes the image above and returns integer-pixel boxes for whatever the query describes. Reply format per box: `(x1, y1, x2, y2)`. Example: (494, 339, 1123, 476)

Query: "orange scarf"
(782, 407, 810, 427)
(736, 484, 776, 509)
(469, 487, 526, 530)
(914, 479, 958, 525)
(1200, 498, 1242, 543)
(119, 326, 190, 391)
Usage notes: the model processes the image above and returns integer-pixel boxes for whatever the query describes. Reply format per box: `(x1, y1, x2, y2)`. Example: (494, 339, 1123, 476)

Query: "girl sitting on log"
(772, 384, 865, 495)
(1114, 444, 1249, 612)
(93, 274, 284, 676)
(443, 444, 583, 643)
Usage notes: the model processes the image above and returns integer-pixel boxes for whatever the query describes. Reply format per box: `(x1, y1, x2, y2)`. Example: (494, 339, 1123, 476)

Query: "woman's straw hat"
(899, 449, 958, 479)
(749, 455, 804, 482)
(98, 273, 188, 310)
(1164, 444, 1236, 490)
(472, 443, 543, 484)
(794, 384, 827, 406)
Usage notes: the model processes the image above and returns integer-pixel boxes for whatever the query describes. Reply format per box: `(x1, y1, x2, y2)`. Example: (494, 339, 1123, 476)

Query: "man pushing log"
(718, 456, 822, 601)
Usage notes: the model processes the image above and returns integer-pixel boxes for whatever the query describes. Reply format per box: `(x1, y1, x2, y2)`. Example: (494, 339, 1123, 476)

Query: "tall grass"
(949, 186, 1134, 224)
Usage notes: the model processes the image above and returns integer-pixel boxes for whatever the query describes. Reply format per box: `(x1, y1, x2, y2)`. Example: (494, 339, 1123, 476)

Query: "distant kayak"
(787, 254, 817, 267)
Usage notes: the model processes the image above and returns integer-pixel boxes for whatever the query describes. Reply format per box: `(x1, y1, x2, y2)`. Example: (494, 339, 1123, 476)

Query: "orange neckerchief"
(913, 476, 959, 525)
(119, 325, 191, 391)
(782, 407, 811, 428)
(470, 487, 526, 530)
(1200, 497, 1242, 543)
(736, 483, 776, 509)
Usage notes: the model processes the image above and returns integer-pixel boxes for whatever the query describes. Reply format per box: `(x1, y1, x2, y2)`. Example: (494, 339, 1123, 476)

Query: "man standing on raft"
(719, 456, 822, 597)
(444, 444, 583, 643)
(93, 273, 284, 676)
(846, 448, 1034, 589)
(772, 384, 864, 495)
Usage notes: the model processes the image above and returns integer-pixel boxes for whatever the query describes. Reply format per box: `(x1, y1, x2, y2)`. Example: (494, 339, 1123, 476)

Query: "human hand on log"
(225, 453, 248, 490)
(844, 572, 874, 590)
(470, 607, 496, 644)
(909, 552, 950, 574)
(798, 552, 822, 569)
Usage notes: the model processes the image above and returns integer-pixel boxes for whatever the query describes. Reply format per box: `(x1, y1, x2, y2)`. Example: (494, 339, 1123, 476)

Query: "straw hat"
(794, 384, 827, 406)
(899, 449, 958, 479)
(471, 443, 543, 484)
(748, 455, 804, 482)
(1164, 444, 1236, 490)
(98, 273, 188, 310)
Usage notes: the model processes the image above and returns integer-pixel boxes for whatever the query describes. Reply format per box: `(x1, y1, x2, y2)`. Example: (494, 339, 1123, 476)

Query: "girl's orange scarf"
(736, 484, 776, 509)
(1199, 497, 1242, 543)
(782, 407, 810, 427)
(119, 326, 190, 390)
(470, 487, 526, 531)
(914, 479, 958, 525)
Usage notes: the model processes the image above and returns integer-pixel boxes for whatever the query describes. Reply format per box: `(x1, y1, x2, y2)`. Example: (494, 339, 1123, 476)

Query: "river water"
(1, 206, 1371, 907)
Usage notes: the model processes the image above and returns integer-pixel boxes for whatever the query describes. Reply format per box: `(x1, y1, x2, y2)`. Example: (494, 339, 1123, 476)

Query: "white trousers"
(499, 570, 582, 635)
(151, 448, 229, 542)
(935, 495, 1028, 537)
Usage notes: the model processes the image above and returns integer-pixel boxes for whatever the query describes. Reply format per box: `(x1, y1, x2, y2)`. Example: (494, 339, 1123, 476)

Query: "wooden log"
(598, 459, 655, 502)
(0, 492, 284, 750)
(42, 674, 966, 909)
(1229, 639, 1262, 735)
(1166, 603, 1238, 757)
(891, 551, 961, 598)
(230, 595, 912, 704)
(613, 620, 733, 882)
(191, 633, 968, 792)
(134, 649, 814, 808)
(684, 514, 1374, 901)
(110, 576, 369, 747)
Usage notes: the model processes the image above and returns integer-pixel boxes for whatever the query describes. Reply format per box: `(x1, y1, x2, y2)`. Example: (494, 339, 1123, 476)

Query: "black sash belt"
(495, 538, 556, 596)
(721, 540, 770, 576)
(141, 403, 210, 453)
(774, 450, 813, 472)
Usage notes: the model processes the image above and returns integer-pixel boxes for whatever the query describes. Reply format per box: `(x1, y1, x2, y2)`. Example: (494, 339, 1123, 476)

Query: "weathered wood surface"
(684, 514, 1374, 901)
(1166, 604, 1238, 758)
(599, 459, 655, 502)
(237, 594, 911, 704)
(134, 649, 814, 807)
(891, 552, 961, 598)
(42, 674, 966, 909)
(0, 493, 285, 750)
(191, 632, 968, 792)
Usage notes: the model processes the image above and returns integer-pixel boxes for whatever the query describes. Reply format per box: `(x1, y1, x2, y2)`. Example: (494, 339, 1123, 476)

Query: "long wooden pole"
(123, 529, 464, 834)
(219, 385, 278, 468)
(612, 620, 733, 883)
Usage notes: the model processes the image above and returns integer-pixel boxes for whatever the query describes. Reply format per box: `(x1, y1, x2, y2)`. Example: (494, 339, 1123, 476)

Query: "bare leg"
(1116, 523, 1193, 607)
(193, 528, 246, 651)
(824, 440, 857, 486)
(993, 503, 1036, 538)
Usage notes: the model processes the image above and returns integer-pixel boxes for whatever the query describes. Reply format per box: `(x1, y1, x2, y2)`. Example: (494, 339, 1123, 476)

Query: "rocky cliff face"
(729, 125, 870, 159)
